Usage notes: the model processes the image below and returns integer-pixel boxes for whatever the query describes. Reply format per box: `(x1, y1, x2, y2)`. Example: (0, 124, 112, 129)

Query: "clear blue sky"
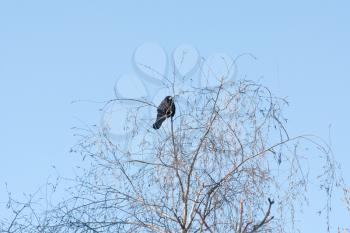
(0, 0, 349, 231)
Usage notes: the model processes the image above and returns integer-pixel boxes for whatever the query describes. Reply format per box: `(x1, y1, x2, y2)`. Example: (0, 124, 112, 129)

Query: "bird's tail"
(153, 117, 165, 130)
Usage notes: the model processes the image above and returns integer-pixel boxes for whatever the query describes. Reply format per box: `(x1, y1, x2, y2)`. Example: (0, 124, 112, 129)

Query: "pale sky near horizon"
(0, 1, 349, 231)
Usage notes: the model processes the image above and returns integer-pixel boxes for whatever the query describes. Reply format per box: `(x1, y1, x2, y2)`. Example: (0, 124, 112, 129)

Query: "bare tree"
(1, 54, 335, 233)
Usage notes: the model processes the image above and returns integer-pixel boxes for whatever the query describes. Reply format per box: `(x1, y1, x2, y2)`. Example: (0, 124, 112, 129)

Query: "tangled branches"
(1, 75, 336, 233)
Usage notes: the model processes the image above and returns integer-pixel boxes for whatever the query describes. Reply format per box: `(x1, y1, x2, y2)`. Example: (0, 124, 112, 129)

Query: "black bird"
(153, 96, 176, 129)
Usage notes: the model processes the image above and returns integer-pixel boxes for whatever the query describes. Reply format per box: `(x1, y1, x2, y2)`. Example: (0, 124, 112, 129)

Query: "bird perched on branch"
(153, 96, 176, 129)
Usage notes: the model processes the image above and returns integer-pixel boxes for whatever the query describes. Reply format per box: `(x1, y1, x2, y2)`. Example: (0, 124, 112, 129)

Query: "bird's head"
(166, 96, 173, 103)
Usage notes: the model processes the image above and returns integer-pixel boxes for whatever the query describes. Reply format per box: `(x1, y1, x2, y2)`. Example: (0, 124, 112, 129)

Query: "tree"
(1, 52, 335, 233)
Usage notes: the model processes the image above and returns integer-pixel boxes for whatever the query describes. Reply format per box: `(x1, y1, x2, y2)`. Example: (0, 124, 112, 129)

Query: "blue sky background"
(0, 0, 349, 231)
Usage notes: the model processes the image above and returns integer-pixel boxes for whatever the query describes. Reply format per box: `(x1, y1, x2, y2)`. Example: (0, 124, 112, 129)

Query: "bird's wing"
(157, 99, 168, 115)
